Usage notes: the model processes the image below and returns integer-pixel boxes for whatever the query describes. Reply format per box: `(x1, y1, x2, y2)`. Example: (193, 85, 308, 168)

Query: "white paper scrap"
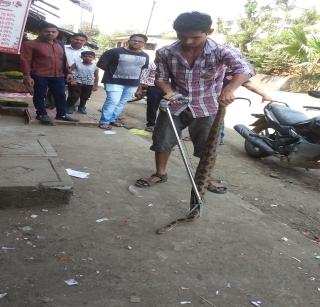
(66, 168, 90, 179)
(96, 218, 109, 223)
(30, 214, 38, 219)
(103, 130, 117, 135)
(180, 302, 191, 305)
(64, 279, 79, 286)
(0, 293, 7, 299)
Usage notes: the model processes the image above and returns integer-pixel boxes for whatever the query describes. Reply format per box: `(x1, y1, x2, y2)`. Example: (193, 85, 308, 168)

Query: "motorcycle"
(233, 94, 320, 169)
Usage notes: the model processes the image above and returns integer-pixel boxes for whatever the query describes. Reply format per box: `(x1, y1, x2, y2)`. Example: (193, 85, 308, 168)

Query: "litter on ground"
(64, 279, 79, 286)
(96, 218, 109, 223)
(103, 130, 117, 135)
(66, 168, 90, 179)
(129, 295, 141, 303)
(129, 128, 151, 136)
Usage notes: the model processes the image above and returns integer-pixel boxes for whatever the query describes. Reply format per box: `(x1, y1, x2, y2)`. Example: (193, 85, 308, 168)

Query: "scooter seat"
(267, 103, 309, 125)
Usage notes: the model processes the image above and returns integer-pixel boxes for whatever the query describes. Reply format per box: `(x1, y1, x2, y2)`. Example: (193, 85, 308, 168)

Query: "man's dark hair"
(72, 33, 88, 41)
(129, 34, 148, 42)
(38, 22, 58, 31)
(81, 50, 95, 57)
(173, 11, 212, 33)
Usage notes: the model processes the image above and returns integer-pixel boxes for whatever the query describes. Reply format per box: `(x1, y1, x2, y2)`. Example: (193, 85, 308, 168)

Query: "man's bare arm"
(242, 81, 273, 102)
(155, 81, 175, 99)
(219, 74, 250, 107)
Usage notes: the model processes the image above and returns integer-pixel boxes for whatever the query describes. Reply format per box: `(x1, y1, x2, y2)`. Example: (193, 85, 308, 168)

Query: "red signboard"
(0, 0, 32, 54)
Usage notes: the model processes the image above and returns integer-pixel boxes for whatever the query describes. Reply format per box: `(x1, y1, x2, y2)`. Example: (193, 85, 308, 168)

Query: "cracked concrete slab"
(0, 128, 72, 207)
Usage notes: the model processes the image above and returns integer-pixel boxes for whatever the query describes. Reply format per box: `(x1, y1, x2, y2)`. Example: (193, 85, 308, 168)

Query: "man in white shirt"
(65, 33, 89, 66)
(65, 33, 89, 113)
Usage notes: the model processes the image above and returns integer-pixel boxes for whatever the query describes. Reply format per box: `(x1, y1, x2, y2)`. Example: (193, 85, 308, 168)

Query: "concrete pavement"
(0, 120, 319, 306)
(0, 127, 73, 208)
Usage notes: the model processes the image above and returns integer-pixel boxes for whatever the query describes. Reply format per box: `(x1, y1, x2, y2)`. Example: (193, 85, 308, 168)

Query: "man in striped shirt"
(135, 61, 164, 131)
(135, 11, 254, 192)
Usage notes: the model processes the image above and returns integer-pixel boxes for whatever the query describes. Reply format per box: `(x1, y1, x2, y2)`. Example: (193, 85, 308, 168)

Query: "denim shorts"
(150, 108, 216, 158)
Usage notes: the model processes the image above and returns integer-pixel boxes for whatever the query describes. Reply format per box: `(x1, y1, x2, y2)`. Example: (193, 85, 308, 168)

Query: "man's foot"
(207, 180, 227, 194)
(135, 173, 168, 188)
(145, 125, 155, 132)
(78, 106, 87, 114)
(36, 114, 54, 125)
(99, 124, 112, 130)
(110, 121, 124, 127)
(55, 115, 79, 122)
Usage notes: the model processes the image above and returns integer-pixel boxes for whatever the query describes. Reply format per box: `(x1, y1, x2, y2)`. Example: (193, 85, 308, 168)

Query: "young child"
(67, 50, 99, 114)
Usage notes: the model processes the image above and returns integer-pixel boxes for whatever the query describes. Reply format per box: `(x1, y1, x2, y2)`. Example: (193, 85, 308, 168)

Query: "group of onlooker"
(21, 24, 99, 125)
(20, 22, 149, 128)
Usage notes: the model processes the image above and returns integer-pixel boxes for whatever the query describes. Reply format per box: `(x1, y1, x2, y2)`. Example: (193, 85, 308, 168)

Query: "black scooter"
(234, 93, 320, 169)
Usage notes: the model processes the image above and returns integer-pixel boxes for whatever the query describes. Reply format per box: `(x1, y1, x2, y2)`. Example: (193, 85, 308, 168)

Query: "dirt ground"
(0, 86, 319, 306)
(123, 87, 320, 243)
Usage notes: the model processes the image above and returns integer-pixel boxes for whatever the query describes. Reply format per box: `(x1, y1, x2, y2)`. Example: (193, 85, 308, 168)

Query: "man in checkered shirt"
(135, 11, 254, 192)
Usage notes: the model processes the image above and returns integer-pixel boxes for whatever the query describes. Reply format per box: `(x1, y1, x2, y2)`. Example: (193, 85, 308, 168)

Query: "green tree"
(223, 0, 320, 74)
(282, 27, 320, 63)
(292, 8, 320, 27)
(225, 0, 274, 52)
(80, 21, 100, 40)
(216, 17, 225, 34)
(95, 33, 116, 53)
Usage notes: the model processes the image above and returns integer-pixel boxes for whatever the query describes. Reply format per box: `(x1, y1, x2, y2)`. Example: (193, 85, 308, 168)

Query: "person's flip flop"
(110, 122, 124, 127)
(135, 173, 168, 188)
(207, 180, 227, 194)
(99, 124, 112, 130)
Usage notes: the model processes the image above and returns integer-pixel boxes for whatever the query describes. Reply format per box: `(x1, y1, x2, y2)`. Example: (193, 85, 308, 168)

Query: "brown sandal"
(135, 173, 168, 188)
(99, 124, 112, 130)
(110, 122, 124, 127)
(207, 180, 227, 194)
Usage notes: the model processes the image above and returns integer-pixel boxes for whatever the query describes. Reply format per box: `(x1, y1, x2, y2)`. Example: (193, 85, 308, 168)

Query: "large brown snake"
(156, 106, 226, 234)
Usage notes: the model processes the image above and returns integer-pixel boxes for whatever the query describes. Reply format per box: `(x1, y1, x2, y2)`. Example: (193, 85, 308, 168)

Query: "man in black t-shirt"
(97, 34, 149, 130)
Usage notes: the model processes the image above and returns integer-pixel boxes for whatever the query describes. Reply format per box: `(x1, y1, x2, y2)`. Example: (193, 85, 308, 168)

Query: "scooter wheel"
(244, 140, 271, 158)
(244, 123, 273, 158)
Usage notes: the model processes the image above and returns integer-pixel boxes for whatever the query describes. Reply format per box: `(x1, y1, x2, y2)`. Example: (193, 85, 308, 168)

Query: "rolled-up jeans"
(99, 83, 137, 124)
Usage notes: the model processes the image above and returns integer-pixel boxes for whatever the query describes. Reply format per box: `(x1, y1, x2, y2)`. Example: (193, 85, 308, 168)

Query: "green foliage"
(282, 27, 320, 63)
(282, 73, 320, 92)
(246, 31, 297, 74)
(225, 0, 274, 52)
(220, 0, 320, 74)
(216, 17, 225, 34)
(80, 21, 100, 39)
(292, 8, 320, 27)
(95, 33, 116, 54)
